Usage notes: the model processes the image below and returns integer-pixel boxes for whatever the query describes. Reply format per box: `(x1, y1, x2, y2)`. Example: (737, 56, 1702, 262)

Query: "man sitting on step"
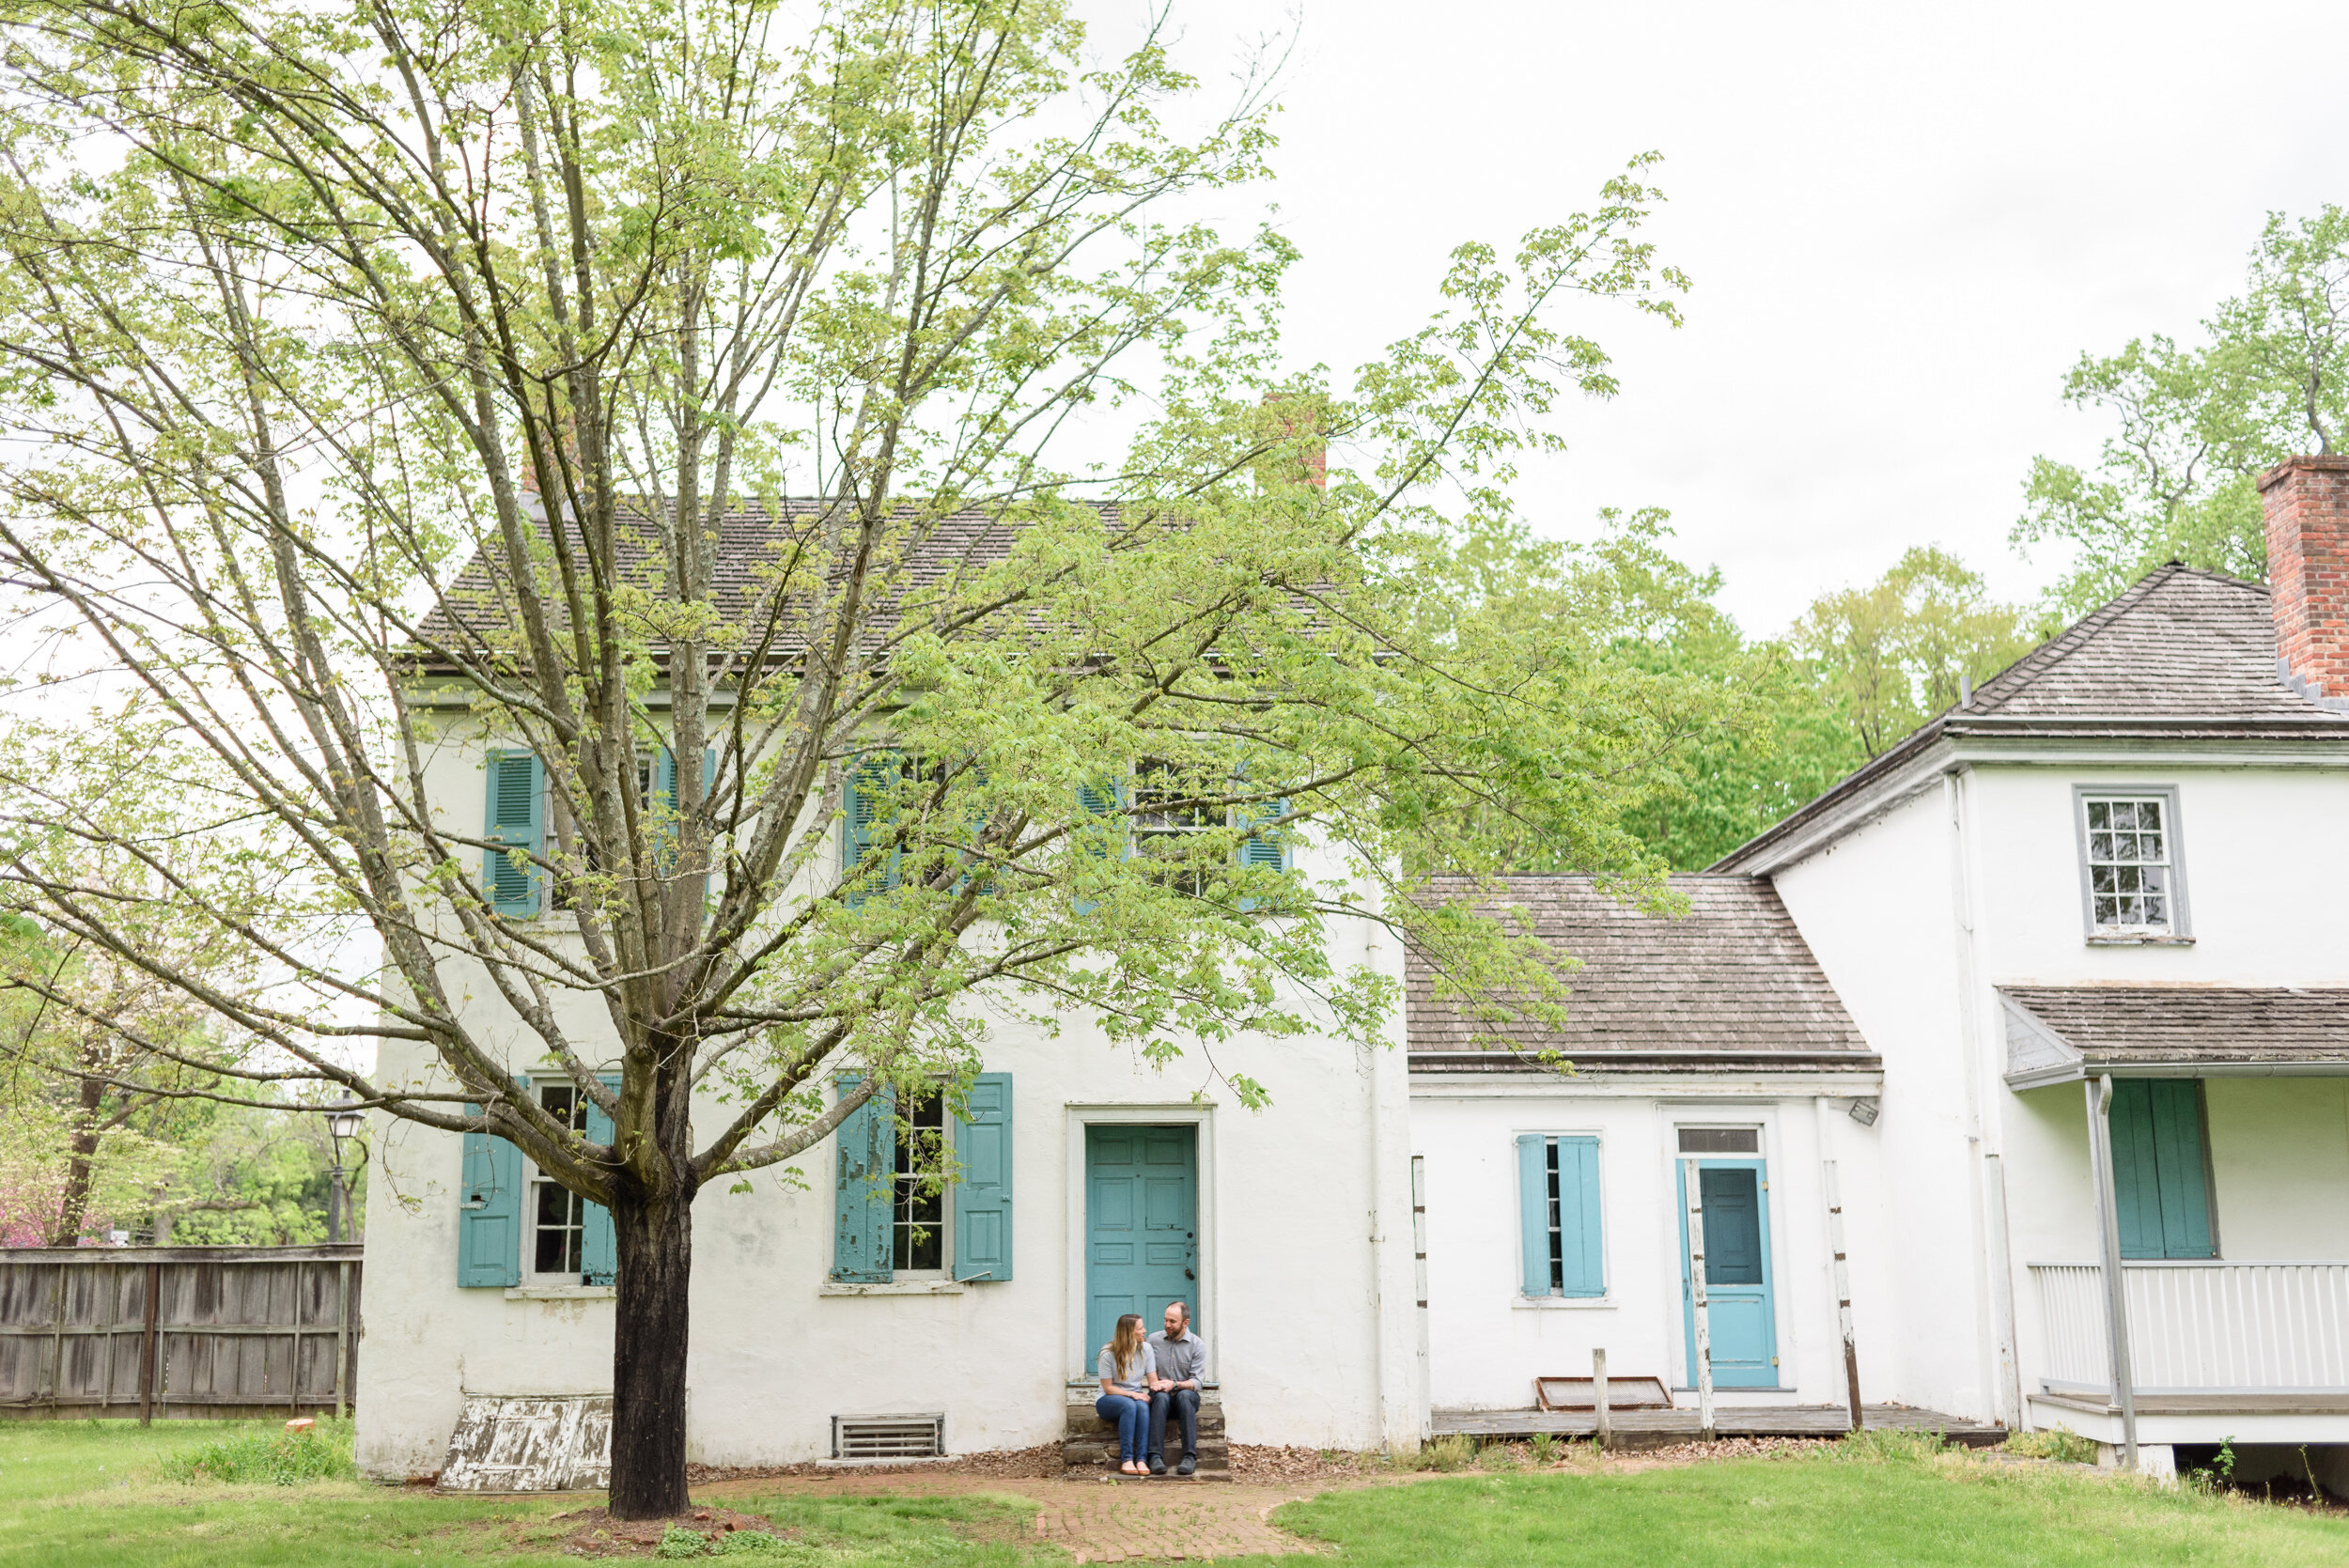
(1144, 1301, 1208, 1476)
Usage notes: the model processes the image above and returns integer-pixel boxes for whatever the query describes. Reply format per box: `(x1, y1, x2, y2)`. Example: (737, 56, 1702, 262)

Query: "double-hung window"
(832, 1074, 1015, 1284)
(531, 1083, 590, 1279)
(893, 1094, 947, 1273)
(455, 1076, 616, 1291)
(2076, 787, 2190, 941)
(1516, 1134, 1604, 1298)
(1133, 760, 1220, 896)
(1125, 758, 1293, 894)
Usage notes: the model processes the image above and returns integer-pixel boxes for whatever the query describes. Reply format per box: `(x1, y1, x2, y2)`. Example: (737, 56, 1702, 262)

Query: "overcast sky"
(1143, 0, 2349, 635)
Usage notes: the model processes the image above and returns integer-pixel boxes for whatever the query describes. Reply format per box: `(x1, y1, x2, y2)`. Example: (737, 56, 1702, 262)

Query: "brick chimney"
(2259, 455, 2349, 707)
(1258, 393, 1328, 492)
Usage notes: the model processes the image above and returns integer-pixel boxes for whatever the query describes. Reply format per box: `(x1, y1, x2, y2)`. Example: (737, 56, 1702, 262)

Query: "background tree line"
(1607, 202, 2349, 870)
(0, 914, 363, 1248)
(6, 189, 2332, 1257)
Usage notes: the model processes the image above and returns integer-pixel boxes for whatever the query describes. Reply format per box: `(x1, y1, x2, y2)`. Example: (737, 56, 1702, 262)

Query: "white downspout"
(1947, 768, 2020, 1429)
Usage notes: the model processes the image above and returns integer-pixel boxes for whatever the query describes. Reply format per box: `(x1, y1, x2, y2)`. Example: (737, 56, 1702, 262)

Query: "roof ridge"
(1968, 561, 2189, 713)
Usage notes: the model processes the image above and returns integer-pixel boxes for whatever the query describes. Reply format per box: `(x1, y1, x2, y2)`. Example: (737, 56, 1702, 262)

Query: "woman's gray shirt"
(1097, 1342, 1156, 1394)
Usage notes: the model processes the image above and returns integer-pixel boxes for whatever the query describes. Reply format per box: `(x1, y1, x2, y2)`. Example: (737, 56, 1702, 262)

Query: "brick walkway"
(699, 1470, 1338, 1561)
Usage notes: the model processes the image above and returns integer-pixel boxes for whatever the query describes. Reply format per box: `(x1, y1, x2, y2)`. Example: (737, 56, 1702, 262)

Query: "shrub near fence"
(0, 1246, 361, 1421)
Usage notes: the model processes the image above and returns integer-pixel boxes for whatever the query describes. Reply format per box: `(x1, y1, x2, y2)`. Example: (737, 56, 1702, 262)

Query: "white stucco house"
(1407, 456, 2349, 1484)
(358, 457, 2349, 1486)
(353, 502, 1424, 1477)
(1405, 875, 1890, 1422)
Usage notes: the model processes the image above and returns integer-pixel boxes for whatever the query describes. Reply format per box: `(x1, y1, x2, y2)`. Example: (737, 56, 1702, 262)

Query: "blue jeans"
(1095, 1392, 1149, 1461)
(1148, 1387, 1199, 1460)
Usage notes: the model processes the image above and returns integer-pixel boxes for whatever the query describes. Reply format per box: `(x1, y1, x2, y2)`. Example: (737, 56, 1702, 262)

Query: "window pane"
(1677, 1127, 1760, 1154)
(1545, 1141, 1563, 1293)
(534, 1183, 579, 1273)
(893, 1094, 945, 1271)
(2082, 795, 2178, 932)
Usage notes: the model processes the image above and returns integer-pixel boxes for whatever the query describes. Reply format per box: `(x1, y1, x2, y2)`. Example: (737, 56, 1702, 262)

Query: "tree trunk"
(47, 1073, 105, 1247)
(607, 1182, 695, 1519)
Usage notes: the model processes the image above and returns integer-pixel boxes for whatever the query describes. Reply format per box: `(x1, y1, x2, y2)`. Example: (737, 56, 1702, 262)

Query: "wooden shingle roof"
(409, 498, 1053, 670)
(1967, 565, 2326, 720)
(1408, 875, 1876, 1073)
(2001, 985, 2349, 1085)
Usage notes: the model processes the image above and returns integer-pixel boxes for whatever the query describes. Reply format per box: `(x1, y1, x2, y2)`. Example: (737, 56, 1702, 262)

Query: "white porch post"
(2086, 1074, 2139, 1470)
(1684, 1157, 1716, 1442)
(1824, 1158, 1862, 1434)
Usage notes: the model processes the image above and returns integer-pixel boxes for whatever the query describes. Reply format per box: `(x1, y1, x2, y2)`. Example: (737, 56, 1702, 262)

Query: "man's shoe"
(1148, 1456, 1166, 1476)
(1176, 1454, 1197, 1477)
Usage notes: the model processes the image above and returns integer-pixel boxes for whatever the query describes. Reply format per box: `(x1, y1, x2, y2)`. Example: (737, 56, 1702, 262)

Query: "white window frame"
(890, 1090, 952, 1280)
(2073, 784, 2193, 944)
(524, 1077, 592, 1286)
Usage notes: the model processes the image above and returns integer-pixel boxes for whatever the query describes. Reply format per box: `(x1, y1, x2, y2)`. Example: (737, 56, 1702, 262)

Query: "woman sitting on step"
(1095, 1313, 1157, 1476)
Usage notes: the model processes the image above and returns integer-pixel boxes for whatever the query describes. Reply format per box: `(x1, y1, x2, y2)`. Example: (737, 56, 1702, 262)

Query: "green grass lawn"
(10, 1420, 2349, 1566)
(0, 1420, 1041, 1566)
(1240, 1441, 2349, 1567)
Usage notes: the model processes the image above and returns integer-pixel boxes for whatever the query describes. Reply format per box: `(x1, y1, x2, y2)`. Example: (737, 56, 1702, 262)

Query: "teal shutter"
(952, 1073, 1014, 1281)
(1237, 799, 1291, 873)
(579, 1076, 621, 1286)
(485, 751, 543, 917)
(458, 1110, 523, 1288)
(2110, 1079, 2215, 1260)
(648, 748, 717, 893)
(843, 754, 903, 906)
(1073, 779, 1123, 915)
(832, 1076, 896, 1281)
(649, 747, 679, 876)
(1517, 1133, 1552, 1296)
(1554, 1136, 1604, 1297)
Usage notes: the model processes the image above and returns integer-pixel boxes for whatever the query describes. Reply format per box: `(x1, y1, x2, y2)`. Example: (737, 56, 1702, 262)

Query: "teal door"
(1677, 1158, 1779, 1389)
(1085, 1126, 1199, 1366)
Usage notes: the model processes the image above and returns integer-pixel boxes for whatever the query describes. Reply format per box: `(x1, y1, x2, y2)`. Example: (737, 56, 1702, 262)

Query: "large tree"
(1792, 546, 2030, 761)
(2015, 205, 2349, 618)
(0, 0, 1703, 1515)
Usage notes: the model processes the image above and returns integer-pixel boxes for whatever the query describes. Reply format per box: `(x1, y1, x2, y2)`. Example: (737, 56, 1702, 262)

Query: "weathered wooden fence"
(0, 1246, 361, 1421)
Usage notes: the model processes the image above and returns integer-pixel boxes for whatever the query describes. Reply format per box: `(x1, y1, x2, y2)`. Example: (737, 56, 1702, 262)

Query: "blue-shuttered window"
(1517, 1133, 1604, 1297)
(514, 1077, 623, 1287)
(831, 1072, 1016, 1284)
(484, 750, 544, 918)
(2111, 1079, 2217, 1260)
(953, 1074, 1014, 1281)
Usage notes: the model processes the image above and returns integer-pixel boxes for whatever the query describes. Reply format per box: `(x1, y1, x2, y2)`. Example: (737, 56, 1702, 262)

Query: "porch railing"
(2030, 1261, 2349, 1392)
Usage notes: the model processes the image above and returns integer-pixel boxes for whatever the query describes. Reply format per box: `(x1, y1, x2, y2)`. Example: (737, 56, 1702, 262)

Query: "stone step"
(1063, 1398, 1224, 1440)
(1061, 1437, 1229, 1473)
(1061, 1389, 1229, 1478)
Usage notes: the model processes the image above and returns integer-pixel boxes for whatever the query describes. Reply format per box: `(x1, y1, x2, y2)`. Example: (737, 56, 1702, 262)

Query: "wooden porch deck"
(1433, 1403, 2006, 1451)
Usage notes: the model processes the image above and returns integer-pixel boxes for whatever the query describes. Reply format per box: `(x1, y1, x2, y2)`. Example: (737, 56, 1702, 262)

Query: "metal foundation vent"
(832, 1414, 943, 1459)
